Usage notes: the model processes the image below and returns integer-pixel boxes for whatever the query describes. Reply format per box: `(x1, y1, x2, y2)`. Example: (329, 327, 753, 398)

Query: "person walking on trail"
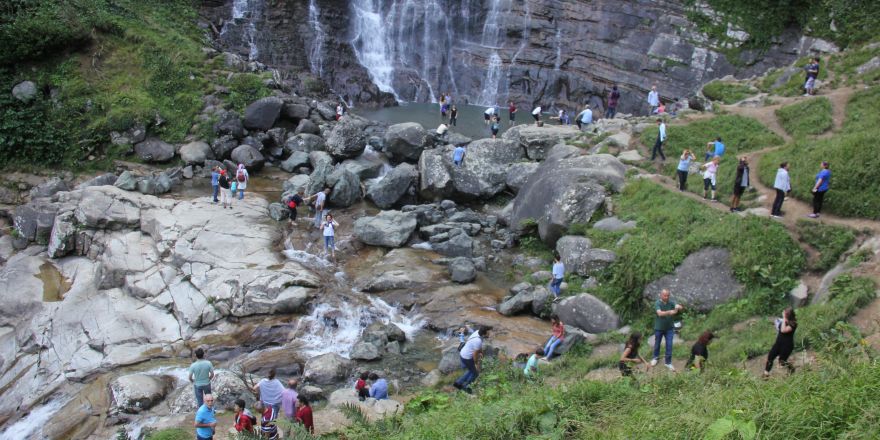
(647, 85, 660, 115)
(210, 166, 220, 203)
(763, 308, 798, 377)
(804, 58, 820, 96)
(532, 105, 542, 125)
(235, 164, 249, 200)
(453, 327, 488, 393)
(809, 161, 831, 218)
(218, 169, 232, 209)
(651, 289, 683, 371)
(369, 372, 389, 399)
(605, 85, 620, 119)
(705, 137, 725, 161)
(730, 157, 750, 212)
(254, 401, 279, 440)
(651, 118, 667, 161)
(542, 315, 565, 360)
(321, 213, 339, 260)
(484, 106, 496, 124)
(490, 116, 501, 139)
(701, 156, 720, 200)
(452, 144, 466, 167)
(188, 348, 214, 409)
(233, 399, 256, 434)
(295, 395, 314, 434)
(449, 105, 458, 126)
(685, 331, 715, 373)
(280, 379, 298, 420)
(524, 347, 544, 379)
(549, 254, 564, 298)
(252, 368, 284, 416)
(677, 149, 696, 191)
(310, 187, 331, 229)
(194, 394, 217, 440)
(508, 101, 517, 126)
(619, 332, 649, 377)
(576, 106, 593, 130)
(286, 188, 305, 224)
(771, 162, 791, 218)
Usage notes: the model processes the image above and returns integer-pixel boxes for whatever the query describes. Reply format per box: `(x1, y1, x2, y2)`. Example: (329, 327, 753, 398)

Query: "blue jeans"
(455, 357, 479, 389)
(605, 107, 617, 119)
(237, 188, 244, 200)
(324, 235, 335, 251)
(549, 278, 563, 297)
(211, 185, 219, 202)
(653, 329, 675, 365)
(194, 383, 212, 408)
(544, 336, 563, 359)
(314, 209, 326, 228)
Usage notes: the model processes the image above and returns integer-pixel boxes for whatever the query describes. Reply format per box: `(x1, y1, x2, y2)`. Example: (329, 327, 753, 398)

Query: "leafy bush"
(702, 81, 756, 104)
(759, 87, 880, 219)
(144, 428, 191, 440)
(796, 220, 856, 271)
(225, 73, 272, 112)
(775, 97, 833, 138)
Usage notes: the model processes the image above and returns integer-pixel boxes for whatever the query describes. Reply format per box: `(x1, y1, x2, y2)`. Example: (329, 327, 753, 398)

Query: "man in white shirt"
(647, 85, 660, 115)
(484, 106, 495, 124)
(532, 105, 542, 125)
(310, 187, 331, 229)
(771, 162, 791, 218)
(651, 118, 667, 161)
(453, 327, 489, 393)
(576, 106, 593, 130)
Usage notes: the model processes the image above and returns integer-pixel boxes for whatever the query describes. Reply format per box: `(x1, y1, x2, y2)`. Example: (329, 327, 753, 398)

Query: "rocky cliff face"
(202, 0, 834, 111)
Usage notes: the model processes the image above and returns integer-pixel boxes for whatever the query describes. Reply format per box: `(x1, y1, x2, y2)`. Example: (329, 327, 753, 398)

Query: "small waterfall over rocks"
(308, 0, 327, 76)
(221, 0, 262, 61)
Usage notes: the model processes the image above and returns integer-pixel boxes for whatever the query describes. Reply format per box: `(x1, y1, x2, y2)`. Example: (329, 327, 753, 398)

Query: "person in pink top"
(541, 315, 566, 360)
(701, 156, 720, 201)
(280, 378, 298, 420)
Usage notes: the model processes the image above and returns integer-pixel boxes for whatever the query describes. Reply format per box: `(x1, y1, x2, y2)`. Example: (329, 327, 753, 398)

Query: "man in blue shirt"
(809, 161, 831, 218)
(368, 373, 388, 399)
(194, 394, 217, 440)
(651, 119, 667, 161)
(210, 166, 220, 203)
(705, 137, 724, 160)
(452, 145, 466, 167)
(549, 253, 565, 298)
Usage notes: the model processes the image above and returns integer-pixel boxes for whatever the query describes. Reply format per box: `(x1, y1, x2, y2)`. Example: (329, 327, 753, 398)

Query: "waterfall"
(222, 0, 260, 61)
(308, 0, 327, 76)
(476, 0, 510, 106)
(1, 397, 70, 439)
(511, 0, 532, 66)
(553, 26, 563, 71)
(481, 0, 506, 48)
(477, 52, 504, 106)
(350, 0, 400, 99)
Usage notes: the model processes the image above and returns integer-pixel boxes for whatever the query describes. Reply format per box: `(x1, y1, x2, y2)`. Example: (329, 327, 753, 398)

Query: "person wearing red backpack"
(235, 164, 249, 200)
(286, 188, 305, 224)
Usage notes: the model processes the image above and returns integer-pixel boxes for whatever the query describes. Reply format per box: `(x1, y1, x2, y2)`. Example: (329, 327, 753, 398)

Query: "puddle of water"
(35, 263, 71, 302)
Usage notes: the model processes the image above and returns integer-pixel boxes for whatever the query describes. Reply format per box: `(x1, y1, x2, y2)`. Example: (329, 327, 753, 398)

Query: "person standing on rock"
(550, 254, 564, 298)
(532, 105, 542, 125)
(677, 149, 696, 191)
(809, 161, 831, 218)
(310, 187, 331, 229)
(508, 101, 517, 126)
(771, 162, 791, 218)
(651, 289, 683, 371)
(252, 368, 284, 417)
(210, 166, 220, 203)
(763, 307, 798, 377)
(450, 105, 458, 127)
(619, 332, 649, 377)
(651, 118, 667, 161)
(194, 393, 217, 440)
(605, 85, 620, 119)
(484, 106, 496, 125)
(490, 116, 501, 139)
(454, 326, 489, 393)
(369, 372, 389, 399)
(286, 188, 305, 225)
(541, 315, 565, 360)
(218, 169, 232, 209)
(647, 85, 660, 115)
(321, 213, 339, 260)
(254, 401, 279, 439)
(188, 348, 214, 408)
(685, 330, 715, 373)
(730, 156, 750, 212)
(235, 164, 249, 200)
(280, 378, 299, 420)
(705, 137, 725, 161)
(453, 144, 466, 167)
(700, 156, 720, 200)
(576, 105, 593, 131)
(295, 395, 314, 434)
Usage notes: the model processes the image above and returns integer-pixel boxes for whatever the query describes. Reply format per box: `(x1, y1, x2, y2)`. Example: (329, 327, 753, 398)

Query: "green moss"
(224, 73, 272, 113)
(796, 220, 856, 271)
(702, 81, 756, 104)
(775, 97, 833, 138)
(144, 428, 191, 440)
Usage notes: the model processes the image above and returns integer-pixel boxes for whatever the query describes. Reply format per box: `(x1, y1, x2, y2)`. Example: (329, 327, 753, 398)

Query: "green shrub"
(796, 220, 856, 271)
(702, 81, 756, 104)
(775, 97, 833, 138)
(225, 73, 272, 112)
(759, 87, 880, 219)
(144, 428, 191, 440)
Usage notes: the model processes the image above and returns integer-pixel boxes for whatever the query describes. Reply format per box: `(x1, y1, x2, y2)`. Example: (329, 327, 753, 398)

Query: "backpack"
(236, 169, 246, 182)
(287, 199, 297, 209)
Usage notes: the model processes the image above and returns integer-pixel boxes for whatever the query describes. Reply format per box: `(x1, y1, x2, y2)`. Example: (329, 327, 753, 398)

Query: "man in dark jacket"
(730, 157, 750, 212)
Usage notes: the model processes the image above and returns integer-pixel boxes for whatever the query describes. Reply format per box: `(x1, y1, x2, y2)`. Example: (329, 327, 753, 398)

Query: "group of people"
(210, 164, 250, 209)
(190, 350, 314, 440)
(354, 371, 389, 400)
(772, 160, 831, 218)
(281, 186, 340, 259)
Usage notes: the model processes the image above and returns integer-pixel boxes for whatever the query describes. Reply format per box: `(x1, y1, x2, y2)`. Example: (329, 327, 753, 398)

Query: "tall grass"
(775, 97, 833, 138)
(702, 81, 756, 104)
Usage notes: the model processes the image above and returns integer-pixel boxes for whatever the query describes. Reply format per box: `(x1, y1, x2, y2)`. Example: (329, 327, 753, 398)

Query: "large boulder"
(354, 211, 418, 247)
(307, 151, 334, 195)
(552, 293, 619, 333)
(280, 151, 311, 173)
(134, 138, 175, 163)
(12, 80, 37, 102)
(326, 117, 368, 159)
(326, 168, 362, 207)
(76, 173, 118, 189)
(169, 370, 250, 413)
(432, 232, 474, 257)
(642, 247, 744, 312)
(502, 124, 582, 160)
(211, 135, 239, 160)
(243, 96, 284, 131)
(179, 141, 214, 165)
(110, 374, 174, 413)
(295, 118, 321, 135)
(303, 353, 354, 385)
(510, 150, 626, 246)
(283, 102, 311, 122)
(506, 162, 540, 193)
(350, 342, 381, 361)
(498, 285, 552, 316)
(449, 138, 526, 199)
(556, 236, 616, 276)
(384, 122, 431, 162)
(418, 146, 455, 200)
(230, 145, 265, 171)
(214, 111, 245, 138)
(340, 155, 386, 180)
(13, 198, 59, 245)
(366, 163, 418, 209)
(284, 133, 326, 155)
(29, 178, 69, 199)
(448, 257, 476, 283)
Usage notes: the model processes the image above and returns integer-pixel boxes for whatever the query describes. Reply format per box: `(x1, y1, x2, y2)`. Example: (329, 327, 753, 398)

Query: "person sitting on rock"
(524, 347, 544, 379)
(542, 315, 565, 360)
(369, 372, 388, 400)
(355, 371, 370, 401)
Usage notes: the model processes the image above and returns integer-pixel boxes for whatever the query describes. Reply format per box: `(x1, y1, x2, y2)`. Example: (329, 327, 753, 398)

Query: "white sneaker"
(650, 359, 658, 366)
(665, 363, 675, 371)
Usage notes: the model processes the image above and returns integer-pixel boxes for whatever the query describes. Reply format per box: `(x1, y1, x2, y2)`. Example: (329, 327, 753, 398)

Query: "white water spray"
(308, 0, 327, 76)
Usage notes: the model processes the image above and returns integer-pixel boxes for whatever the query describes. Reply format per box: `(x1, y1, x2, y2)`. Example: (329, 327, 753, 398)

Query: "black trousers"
(677, 170, 688, 190)
(651, 137, 665, 160)
(771, 189, 786, 215)
(813, 190, 827, 214)
(765, 340, 794, 372)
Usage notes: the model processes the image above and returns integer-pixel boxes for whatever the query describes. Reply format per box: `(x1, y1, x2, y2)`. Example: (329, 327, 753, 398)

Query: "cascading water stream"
(350, 0, 400, 99)
(477, 0, 510, 106)
(222, 0, 260, 61)
(308, 0, 327, 77)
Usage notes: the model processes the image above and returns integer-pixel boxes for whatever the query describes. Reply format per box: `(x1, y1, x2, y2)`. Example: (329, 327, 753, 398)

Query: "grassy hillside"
(759, 87, 880, 219)
(775, 97, 833, 138)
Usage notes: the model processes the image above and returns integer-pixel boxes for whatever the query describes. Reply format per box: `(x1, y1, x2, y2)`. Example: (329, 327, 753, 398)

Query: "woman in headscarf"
(235, 164, 249, 200)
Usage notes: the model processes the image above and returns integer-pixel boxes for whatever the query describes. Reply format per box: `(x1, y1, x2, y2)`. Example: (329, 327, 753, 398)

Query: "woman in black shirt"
(686, 331, 715, 372)
(764, 307, 797, 377)
(619, 332, 649, 377)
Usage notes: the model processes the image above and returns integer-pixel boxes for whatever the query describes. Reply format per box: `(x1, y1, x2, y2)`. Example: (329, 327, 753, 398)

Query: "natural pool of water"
(355, 102, 531, 141)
